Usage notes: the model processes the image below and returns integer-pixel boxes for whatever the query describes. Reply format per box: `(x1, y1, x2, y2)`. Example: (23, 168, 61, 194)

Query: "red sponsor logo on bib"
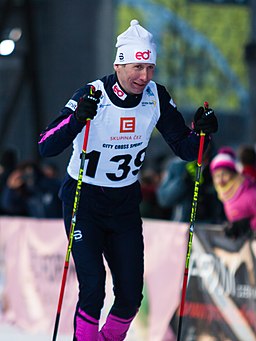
(112, 83, 127, 100)
(120, 117, 135, 133)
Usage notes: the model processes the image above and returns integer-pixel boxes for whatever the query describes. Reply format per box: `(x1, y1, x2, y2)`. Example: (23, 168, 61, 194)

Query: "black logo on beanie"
(119, 53, 124, 61)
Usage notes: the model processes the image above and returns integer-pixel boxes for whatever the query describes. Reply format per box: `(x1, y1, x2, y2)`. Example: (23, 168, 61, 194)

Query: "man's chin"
(132, 85, 145, 94)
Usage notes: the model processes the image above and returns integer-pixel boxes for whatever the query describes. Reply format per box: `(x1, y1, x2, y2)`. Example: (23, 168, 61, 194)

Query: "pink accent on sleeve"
(38, 115, 72, 144)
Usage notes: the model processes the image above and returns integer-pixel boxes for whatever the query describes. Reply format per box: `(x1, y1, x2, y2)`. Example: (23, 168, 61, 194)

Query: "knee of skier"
(79, 274, 106, 318)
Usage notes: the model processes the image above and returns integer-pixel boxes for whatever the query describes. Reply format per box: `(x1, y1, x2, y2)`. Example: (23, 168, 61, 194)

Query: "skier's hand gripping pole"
(176, 102, 208, 341)
(52, 86, 100, 341)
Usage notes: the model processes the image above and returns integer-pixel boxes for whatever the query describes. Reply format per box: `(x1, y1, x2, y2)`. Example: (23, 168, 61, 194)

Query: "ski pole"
(52, 86, 95, 341)
(177, 102, 208, 341)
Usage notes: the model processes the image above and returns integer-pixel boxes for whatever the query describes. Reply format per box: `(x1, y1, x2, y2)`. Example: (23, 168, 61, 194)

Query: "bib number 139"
(84, 147, 146, 181)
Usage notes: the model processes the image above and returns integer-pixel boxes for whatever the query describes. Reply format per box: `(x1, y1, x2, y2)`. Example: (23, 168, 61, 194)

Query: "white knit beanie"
(114, 19, 157, 65)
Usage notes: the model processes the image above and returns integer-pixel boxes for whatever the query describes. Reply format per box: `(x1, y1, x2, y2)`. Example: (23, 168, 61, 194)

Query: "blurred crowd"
(139, 141, 256, 245)
(0, 149, 62, 218)
(1, 143, 256, 240)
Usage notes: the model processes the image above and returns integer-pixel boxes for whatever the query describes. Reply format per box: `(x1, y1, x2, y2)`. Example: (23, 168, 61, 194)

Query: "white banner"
(0, 217, 187, 340)
(1, 217, 255, 340)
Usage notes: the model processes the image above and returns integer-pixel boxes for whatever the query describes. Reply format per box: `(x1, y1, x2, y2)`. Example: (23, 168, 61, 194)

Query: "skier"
(38, 19, 218, 341)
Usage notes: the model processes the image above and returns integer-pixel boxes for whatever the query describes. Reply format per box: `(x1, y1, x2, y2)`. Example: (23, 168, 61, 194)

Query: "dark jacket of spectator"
(1, 161, 62, 218)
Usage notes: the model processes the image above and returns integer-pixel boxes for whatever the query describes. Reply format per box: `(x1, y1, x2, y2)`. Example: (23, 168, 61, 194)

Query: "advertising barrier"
(0, 217, 255, 340)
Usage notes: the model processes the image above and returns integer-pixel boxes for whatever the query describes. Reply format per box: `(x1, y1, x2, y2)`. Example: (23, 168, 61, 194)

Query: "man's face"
(114, 63, 155, 95)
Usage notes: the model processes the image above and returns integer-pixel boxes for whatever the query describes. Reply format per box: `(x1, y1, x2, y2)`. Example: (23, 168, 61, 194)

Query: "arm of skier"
(156, 84, 218, 161)
(38, 85, 101, 157)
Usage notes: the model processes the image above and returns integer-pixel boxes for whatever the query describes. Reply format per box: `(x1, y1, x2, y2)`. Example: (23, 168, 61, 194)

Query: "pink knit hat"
(210, 152, 237, 173)
(218, 146, 236, 159)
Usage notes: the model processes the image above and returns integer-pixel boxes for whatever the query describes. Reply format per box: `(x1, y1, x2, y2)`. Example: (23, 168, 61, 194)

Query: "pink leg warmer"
(98, 313, 135, 341)
(74, 308, 99, 341)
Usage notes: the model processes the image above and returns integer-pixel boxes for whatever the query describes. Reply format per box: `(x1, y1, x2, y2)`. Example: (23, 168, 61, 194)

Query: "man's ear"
(113, 64, 119, 72)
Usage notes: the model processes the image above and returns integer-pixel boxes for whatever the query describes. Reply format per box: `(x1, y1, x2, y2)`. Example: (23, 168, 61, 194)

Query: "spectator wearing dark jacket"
(157, 144, 224, 223)
(238, 144, 256, 182)
(1, 161, 62, 218)
(0, 149, 18, 214)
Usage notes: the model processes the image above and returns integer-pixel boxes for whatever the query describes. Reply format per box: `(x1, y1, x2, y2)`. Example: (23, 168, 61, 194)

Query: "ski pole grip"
(89, 85, 96, 96)
(85, 85, 96, 123)
(203, 101, 209, 110)
(200, 101, 209, 136)
(199, 101, 209, 138)
(197, 101, 209, 164)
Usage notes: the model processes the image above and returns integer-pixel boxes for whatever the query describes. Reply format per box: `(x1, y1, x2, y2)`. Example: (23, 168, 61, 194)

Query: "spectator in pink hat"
(210, 148, 256, 244)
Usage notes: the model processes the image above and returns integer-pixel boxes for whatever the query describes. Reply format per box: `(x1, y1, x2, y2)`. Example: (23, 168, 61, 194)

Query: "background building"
(0, 0, 255, 175)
